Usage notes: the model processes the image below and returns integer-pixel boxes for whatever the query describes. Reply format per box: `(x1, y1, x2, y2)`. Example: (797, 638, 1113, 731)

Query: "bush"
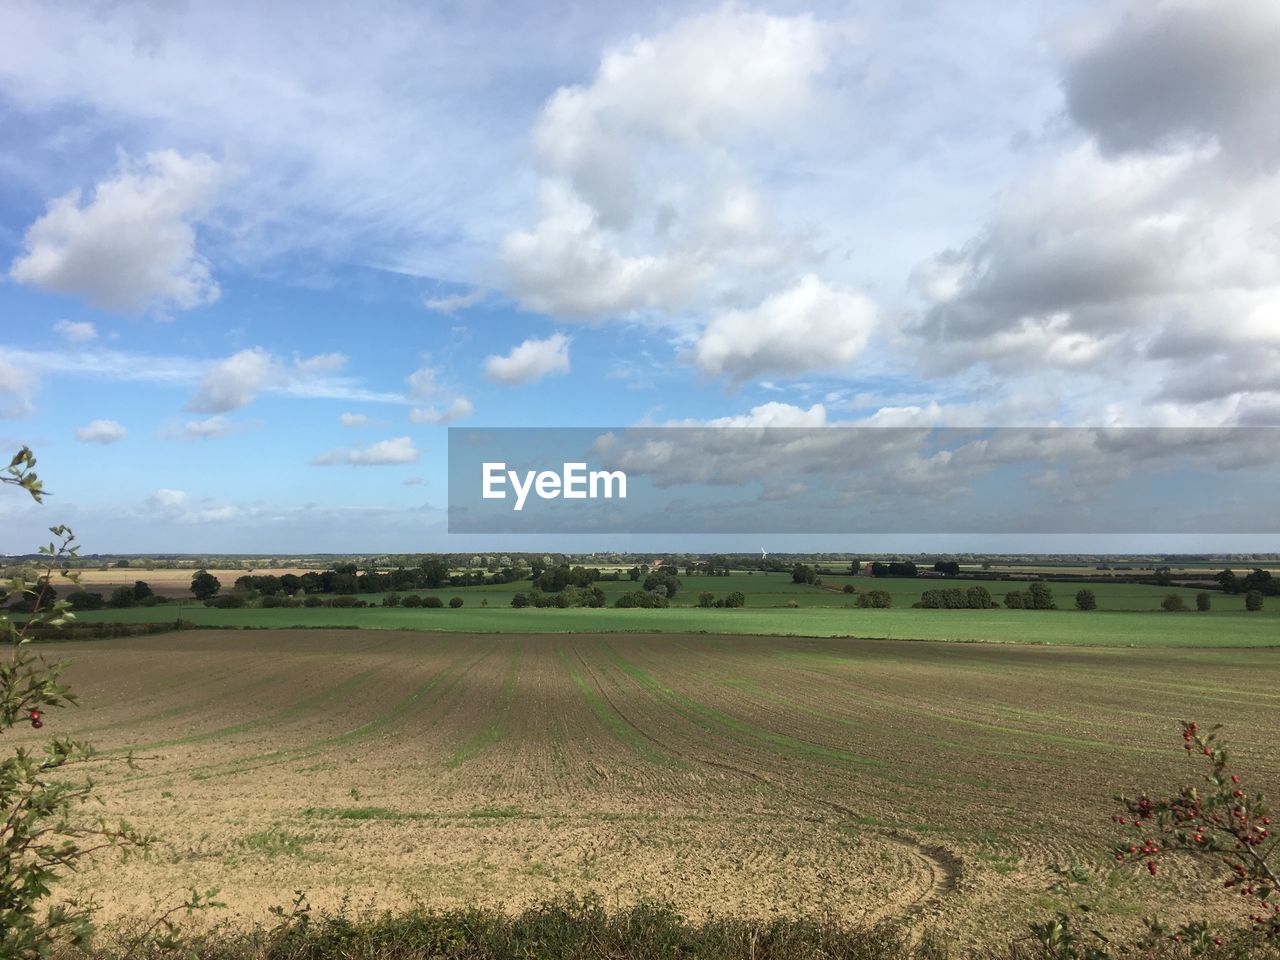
(1075, 589, 1097, 611)
(330, 595, 361, 608)
(1196, 591, 1211, 612)
(1004, 589, 1028, 609)
(1161, 594, 1186, 612)
(382, 592, 401, 607)
(449, 596, 464, 608)
(614, 590, 668, 609)
(303, 595, 324, 607)
(1245, 589, 1264, 611)
(401, 594, 423, 607)
(207, 594, 245, 608)
(697, 591, 715, 608)
(842, 583, 855, 594)
(424, 596, 444, 609)
(725, 591, 745, 608)
(856, 589, 892, 609)
(510, 593, 529, 608)
(107, 585, 136, 608)
(65, 590, 104, 611)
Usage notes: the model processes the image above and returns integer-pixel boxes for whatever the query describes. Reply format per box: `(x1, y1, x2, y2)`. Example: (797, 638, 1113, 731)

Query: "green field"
(73, 602, 1279, 647)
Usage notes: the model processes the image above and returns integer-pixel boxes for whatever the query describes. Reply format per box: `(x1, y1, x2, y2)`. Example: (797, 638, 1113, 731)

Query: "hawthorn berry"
(31, 718, 43, 729)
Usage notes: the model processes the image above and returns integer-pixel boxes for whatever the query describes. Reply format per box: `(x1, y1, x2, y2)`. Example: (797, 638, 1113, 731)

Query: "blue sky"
(2, 0, 1279, 552)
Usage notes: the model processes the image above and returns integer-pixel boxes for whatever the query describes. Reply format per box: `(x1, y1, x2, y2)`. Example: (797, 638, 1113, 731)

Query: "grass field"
(72, 603, 1280, 647)
(20, 629, 1280, 946)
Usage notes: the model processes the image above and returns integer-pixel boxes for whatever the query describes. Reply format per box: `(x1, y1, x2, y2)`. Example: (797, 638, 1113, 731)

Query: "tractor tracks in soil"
(570, 645, 964, 921)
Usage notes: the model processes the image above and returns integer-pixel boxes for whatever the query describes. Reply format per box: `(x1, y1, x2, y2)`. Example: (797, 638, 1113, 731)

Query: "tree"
(1152, 566, 1172, 587)
(725, 591, 746, 608)
(932, 560, 960, 577)
(448, 596, 464, 608)
(1196, 592, 1211, 612)
(190, 569, 220, 601)
(1216, 569, 1240, 594)
(791, 563, 816, 584)
(132, 579, 153, 601)
(1004, 589, 1028, 609)
(1245, 590, 1264, 611)
(1074, 589, 1097, 611)
(1161, 594, 1186, 612)
(697, 592, 715, 608)
(1028, 580, 1056, 610)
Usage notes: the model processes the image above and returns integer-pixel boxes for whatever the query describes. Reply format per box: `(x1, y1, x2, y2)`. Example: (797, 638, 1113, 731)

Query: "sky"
(2, 0, 1279, 553)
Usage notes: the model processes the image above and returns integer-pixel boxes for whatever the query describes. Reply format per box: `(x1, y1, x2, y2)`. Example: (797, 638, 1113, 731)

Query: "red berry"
(31, 718, 43, 729)
(1147, 861, 1157, 875)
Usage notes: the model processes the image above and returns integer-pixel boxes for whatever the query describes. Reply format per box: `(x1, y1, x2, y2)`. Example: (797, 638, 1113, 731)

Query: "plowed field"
(20, 630, 1280, 944)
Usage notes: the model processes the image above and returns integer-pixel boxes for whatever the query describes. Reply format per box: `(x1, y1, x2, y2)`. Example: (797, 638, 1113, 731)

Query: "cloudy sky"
(2, 0, 1278, 552)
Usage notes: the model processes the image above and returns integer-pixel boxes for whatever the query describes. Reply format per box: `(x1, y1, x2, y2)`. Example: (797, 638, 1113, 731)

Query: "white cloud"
(501, 183, 708, 318)
(294, 352, 346, 374)
(405, 366, 441, 398)
(53, 319, 97, 343)
(312, 436, 420, 466)
(146, 488, 240, 523)
(402, 476, 426, 486)
(502, 9, 834, 321)
(75, 418, 127, 444)
(0, 356, 39, 417)
(484, 333, 570, 385)
(181, 415, 235, 439)
(533, 9, 828, 229)
(10, 150, 223, 314)
(409, 397, 474, 424)
(339, 412, 371, 427)
(186, 347, 279, 413)
(423, 288, 485, 313)
(689, 276, 878, 383)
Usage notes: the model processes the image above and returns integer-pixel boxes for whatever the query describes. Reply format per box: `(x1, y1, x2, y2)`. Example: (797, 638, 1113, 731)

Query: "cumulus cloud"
(502, 9, 834, 321)
(502, 185, 706, 317)
(312, 436, 420, 466)
(53, 319, 97, 343)
(409, 397, 474, 425)
(10, 150, 223, 313)
(186, 347, 279, 413)
(75, 418, 127, 444)
(484, 333, 570, 385)
(907, 1, 1280, 422)
(533, 9, 827, 228)
(689, 275, 877, 383)
(1063, 0, 1280, 165)
(0, 356, 39, 417)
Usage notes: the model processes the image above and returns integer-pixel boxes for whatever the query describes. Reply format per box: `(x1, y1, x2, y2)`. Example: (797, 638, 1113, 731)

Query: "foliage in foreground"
(1032, 722, 1280, 959)
(62, 893, 1280, 960)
